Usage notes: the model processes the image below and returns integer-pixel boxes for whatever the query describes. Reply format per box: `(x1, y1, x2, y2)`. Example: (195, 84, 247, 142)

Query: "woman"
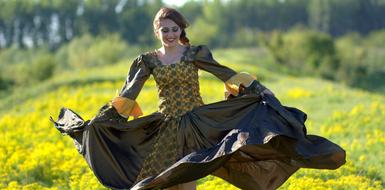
(51, 7, 346, 190)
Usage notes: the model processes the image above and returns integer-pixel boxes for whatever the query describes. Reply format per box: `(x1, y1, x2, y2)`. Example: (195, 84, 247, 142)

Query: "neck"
(160, 44, 184, 55)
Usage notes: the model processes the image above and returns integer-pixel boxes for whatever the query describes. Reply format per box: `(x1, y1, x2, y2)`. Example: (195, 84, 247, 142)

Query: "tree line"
(0, 0, 385, 49)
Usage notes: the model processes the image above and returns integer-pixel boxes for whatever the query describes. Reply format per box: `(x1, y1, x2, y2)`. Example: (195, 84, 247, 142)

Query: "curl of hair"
(180, 29, 190, 45)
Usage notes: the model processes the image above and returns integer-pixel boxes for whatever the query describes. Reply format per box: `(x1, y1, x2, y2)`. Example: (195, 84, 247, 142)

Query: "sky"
(162, 0, 230, 7)
(162, 0, 192, 7)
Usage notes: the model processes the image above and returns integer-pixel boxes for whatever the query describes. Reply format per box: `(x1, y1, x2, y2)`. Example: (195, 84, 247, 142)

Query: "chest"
(152, 61, 199, 87)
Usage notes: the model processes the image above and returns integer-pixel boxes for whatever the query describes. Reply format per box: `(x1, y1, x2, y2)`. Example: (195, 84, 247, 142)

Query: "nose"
(170, 31, 177, 37)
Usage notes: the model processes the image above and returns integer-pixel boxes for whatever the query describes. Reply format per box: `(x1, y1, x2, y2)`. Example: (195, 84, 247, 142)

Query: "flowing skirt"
(51, 94, 345, 190)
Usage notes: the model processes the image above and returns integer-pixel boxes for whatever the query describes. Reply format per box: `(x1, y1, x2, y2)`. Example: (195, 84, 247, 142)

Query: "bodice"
(150, 53, 204, 117)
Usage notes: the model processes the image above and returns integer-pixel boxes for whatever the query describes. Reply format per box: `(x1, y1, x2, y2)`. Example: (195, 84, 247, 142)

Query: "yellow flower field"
(0, 53, 384, 189)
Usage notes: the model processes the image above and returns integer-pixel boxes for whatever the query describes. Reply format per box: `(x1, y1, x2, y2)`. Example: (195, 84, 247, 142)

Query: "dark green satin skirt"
(51, 94, 345, 190)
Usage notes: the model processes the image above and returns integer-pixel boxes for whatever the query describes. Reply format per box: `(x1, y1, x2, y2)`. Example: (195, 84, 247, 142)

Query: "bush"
(188, 18, 219, 47)
(285, 29, 339, 78)
(335, 33, 366, 84)
(57, 33, 133, 70)
(335, 32, 385, 91)
(230, 27, 260, 47)
(262, 29, 385, 91)
(0, 48, 56, 87)
(0, 47, 36, 66)
(28, 54, 56, 83)
(261, 28, 339, 79)
(0, 73, 13, 91)
(259, 30, 285, 65)
(365, 30, 385, 48)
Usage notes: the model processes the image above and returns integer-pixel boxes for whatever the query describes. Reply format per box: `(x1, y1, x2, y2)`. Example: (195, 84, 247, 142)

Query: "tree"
(308, 0, 331, 33)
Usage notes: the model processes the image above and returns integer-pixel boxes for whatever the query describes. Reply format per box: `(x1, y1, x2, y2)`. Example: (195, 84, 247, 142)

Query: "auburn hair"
(153, 7, 190, 45)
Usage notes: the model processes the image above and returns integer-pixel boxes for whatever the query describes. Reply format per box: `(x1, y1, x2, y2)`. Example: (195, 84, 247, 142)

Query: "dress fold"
(52, 45, 345, 190)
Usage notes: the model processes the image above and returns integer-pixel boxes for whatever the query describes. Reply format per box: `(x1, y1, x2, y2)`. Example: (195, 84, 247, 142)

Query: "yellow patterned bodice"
(151, 57, 204, 117)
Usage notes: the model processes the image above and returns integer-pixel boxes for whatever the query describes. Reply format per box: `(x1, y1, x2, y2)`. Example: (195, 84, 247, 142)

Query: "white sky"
(162, 0, 226, 7)
(162, 0, 193, 7)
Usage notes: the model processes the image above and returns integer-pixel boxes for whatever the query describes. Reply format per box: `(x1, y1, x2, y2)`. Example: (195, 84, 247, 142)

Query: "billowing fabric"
(51, 45, 346, 190)
(112, 96, 143, 118)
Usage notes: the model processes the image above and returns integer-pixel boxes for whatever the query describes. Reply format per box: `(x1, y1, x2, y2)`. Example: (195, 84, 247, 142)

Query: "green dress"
(136, 48, 206, 181)
(52, 45, 346, 190)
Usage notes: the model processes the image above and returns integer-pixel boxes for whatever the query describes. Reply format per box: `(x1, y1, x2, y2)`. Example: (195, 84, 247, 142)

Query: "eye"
(161, 28, 169, 33)
(172, 27, 179, 32)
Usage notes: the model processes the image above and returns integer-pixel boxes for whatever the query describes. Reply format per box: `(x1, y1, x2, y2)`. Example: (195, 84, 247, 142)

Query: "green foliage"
(286, 29, 338, 77)
(0, 47, 37, 66)
(258, 28, 385, 92)
(1, 0, 385, 48)
(0, 73, 12, 90)
(0, 33, 142, 94)
(259, 30, 285, 65)
(28, 54, 56, 82)
(0, 47, 55, 87)
(262, 28, 339, 79)
(188, 17, 219, 46)
(308, 0, 385, 35)
(335, 34, 366, 84)
(308, 0, 331, 33)
(178, 0, 203, 24)
(335, 31, 385, 91)
(56, 33, 136, 70)
(230, 28, 260, 47)
(366, 30, 385, 47)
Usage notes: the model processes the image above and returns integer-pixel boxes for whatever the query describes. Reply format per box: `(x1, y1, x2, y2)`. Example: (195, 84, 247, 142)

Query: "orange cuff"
(112, 96, 143, 118)
(224, 72, 256, 97)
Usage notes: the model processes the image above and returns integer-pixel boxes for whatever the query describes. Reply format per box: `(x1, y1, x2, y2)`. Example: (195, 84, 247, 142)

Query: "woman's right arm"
(112, 55, 151, 118)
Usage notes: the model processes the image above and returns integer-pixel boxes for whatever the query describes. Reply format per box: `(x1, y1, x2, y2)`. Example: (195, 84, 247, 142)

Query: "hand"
(94, 104, 128, 123)
(239, 80, 270, 96)
(261, 88, 275, 96)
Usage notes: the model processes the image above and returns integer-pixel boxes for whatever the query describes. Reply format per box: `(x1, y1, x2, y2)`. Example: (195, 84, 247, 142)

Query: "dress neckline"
(152, 46, 190, 67)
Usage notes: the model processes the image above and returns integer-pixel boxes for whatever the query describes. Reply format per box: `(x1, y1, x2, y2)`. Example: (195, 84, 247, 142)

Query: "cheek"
(156, 32, 165, 40)
(160, 34, 168, 41)
(155, 30, 166, 39)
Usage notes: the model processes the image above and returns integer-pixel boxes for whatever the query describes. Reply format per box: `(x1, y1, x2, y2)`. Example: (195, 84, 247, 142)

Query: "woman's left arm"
(193, 45, 271, 99)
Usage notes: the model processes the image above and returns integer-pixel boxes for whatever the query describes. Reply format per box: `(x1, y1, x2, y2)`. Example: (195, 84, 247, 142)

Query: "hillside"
(0, 48, 384, 189)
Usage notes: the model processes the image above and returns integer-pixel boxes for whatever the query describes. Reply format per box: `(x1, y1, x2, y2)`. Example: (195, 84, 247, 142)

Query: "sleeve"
(111, 55, 150, 118)
(193, 45, 257, 98)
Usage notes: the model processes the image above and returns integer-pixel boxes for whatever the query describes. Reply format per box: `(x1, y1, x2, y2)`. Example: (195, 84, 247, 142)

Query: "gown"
(51, 45, 346, 190)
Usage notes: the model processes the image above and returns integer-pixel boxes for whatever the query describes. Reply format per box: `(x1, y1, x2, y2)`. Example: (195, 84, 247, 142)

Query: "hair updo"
(153, 7, 190, 45)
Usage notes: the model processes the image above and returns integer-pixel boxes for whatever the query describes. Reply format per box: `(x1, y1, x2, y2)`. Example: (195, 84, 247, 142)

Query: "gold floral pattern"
(136, 117, 180, 182)
(136, 47, 204, 182)
(153, 62, 203, 117)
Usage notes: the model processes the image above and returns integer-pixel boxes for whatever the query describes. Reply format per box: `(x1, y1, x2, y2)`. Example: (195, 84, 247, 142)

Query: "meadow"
(0, 48, 384, 189)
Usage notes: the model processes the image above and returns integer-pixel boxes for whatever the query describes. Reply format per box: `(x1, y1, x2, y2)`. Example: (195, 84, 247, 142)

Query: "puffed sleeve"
(193, 45, 237, 82)
(111, 55, 150, 118)
(193, 45, 258, 98)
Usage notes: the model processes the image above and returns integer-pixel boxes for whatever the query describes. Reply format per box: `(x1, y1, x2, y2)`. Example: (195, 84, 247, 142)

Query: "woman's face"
(155, 19, 182, 48)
